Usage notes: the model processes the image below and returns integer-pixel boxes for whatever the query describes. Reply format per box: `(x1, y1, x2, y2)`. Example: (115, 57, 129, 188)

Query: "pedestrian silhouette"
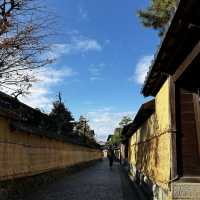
(107, 147, 114, 168)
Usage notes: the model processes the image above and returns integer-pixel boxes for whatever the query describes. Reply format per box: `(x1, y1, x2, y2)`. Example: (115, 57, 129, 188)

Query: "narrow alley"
(23, 160, 144, 200)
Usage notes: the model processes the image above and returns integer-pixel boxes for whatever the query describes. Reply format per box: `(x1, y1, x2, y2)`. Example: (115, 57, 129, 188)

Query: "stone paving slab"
(23, 160, 140, 200)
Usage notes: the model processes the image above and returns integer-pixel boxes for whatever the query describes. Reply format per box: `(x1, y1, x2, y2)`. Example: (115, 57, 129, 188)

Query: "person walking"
(107, 147, 114, 168)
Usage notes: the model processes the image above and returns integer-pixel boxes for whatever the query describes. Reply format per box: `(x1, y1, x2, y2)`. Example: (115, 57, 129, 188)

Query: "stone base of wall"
(128, 165, 170, 200)
(0, 159, 102, 200)
(172, 178, 200, 200)
(129, 173, 154, 200)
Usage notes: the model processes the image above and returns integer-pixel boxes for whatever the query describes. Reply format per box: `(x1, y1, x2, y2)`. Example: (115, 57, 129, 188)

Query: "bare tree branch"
(0, 0, 56, 96)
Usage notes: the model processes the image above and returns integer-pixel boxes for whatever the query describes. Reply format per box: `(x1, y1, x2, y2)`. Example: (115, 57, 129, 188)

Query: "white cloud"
(74, 38, 101, 51)
(47, 35, 102, 60)
(47, 44, 70, 60)
(129, 55, 153, 84)
(79, 7, 88, 20)
(35, 67, 75, 84)
(86, 108, 135, 141)
(20, 86, 52, 110)
(19, 67, 76, 111)
(88, 63, 105, 81)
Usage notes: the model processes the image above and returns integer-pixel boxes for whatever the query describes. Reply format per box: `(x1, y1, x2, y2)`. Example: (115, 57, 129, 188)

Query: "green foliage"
(107, 128, 123, 145)
(138, 0, 176, 36)
(107, 116, 132, 146)
(75, 116, 95, 140)
(49, 93, 74, 135)
(119, 116, 132, 127)
(75, 116, 89, 135)
(112, 128, 123, 144)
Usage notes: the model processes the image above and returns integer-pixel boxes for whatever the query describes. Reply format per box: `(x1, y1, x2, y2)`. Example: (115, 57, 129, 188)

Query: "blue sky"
(20, 0, 160, 141)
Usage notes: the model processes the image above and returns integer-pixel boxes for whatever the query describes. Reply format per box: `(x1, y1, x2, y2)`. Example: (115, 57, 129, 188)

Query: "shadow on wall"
(134, 114, 160, 199)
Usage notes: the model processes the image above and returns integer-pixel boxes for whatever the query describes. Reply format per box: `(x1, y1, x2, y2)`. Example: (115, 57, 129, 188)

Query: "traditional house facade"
(127, 0, 200, 199)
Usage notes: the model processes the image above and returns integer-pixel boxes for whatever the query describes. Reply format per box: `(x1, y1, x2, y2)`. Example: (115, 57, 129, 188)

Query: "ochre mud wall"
(0, 117, 102, 181)
(129, 79, 172, 190)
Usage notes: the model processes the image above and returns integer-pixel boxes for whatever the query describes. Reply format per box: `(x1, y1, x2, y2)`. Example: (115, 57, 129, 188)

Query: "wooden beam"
(169, 77, 178, 179)
(173, 41, 200, 82)
(193, 94, 200, 158)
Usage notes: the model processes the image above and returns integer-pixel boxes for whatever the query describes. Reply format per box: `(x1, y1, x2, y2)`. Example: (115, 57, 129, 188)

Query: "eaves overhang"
(142, 0, 200, 97)
(123, 99, 155, 138)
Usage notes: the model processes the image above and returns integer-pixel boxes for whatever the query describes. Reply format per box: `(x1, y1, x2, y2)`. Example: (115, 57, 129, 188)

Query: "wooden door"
(178, 88, 200, 176)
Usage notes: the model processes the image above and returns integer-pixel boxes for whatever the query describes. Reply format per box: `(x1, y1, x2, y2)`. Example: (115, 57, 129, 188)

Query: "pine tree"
(75, 116, 90, 137)
(138, 0, 176, 36)
(119, 116, 132, 128)
(49, 93, 74, 135)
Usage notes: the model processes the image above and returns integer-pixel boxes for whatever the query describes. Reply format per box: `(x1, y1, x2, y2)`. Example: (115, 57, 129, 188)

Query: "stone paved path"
(24, 160, 141, 200)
